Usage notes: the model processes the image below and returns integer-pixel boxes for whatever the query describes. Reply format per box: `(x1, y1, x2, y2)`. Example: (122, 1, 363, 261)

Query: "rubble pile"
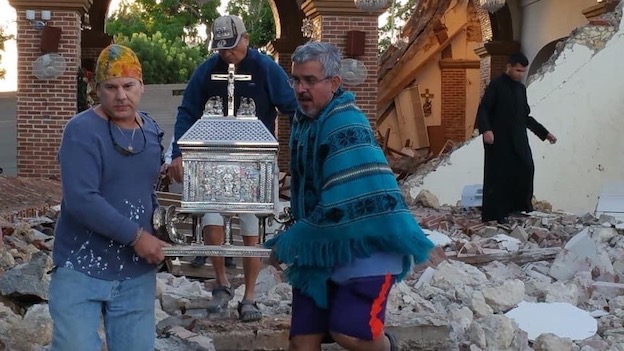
(1, 192, 624, 350)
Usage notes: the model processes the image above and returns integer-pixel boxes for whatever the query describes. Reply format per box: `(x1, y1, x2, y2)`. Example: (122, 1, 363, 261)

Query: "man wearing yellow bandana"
(49, 44, 169, 351)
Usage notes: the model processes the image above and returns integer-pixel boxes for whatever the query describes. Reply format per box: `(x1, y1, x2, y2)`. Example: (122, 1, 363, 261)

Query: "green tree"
(0, 26, 13, 79)
(107, 0, 221, 44)
(225, 0, 276, 48)
(115, 32, 209, 84)
(378, 0, 418, 55)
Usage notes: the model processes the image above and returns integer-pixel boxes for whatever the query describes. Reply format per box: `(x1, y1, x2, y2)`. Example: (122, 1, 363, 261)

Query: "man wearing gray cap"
(169, 15, 297, 322)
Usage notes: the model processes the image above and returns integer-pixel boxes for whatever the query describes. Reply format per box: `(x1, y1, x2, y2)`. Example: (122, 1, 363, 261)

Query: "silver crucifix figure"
(210, 63, 252, 116)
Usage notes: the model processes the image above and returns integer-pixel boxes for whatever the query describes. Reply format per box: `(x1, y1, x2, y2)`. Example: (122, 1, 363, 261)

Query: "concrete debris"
(2, 185, 624, 350)
(416, 189, 440, 209)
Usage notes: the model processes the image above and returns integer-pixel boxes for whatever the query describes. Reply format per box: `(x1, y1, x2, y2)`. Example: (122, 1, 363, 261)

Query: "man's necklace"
(115, 119, 139, 151)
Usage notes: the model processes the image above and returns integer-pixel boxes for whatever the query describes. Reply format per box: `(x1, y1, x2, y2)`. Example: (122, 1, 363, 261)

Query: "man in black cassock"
(476, 53, 557, 224)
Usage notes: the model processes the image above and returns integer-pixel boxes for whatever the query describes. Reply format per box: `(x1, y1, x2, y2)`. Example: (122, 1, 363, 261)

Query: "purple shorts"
(290, 274, 395, 341)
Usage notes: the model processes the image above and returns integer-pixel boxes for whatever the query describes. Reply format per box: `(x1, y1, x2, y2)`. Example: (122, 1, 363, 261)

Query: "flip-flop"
(238, 299, 262, 322)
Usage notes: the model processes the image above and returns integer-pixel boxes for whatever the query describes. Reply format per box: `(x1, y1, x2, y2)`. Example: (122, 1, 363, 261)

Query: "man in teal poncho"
(265, 41, 434, 351)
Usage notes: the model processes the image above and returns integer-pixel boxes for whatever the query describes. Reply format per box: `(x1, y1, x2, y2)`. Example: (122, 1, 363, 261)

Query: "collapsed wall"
(404, 6, 624, 214)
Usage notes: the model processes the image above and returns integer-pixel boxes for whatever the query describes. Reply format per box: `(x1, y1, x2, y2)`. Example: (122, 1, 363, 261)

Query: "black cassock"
(476, 74, 549, 222)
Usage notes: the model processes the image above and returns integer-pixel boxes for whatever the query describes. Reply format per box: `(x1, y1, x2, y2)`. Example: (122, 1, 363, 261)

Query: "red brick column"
(301, 0, 383, 130)
(440, 67, 466, 143)
(439, 59, 480, 142)
(9, 0, 90, 178)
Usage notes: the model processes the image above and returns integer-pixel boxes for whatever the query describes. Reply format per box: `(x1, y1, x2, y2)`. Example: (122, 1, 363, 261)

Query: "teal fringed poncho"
(265, 91, 434, 308)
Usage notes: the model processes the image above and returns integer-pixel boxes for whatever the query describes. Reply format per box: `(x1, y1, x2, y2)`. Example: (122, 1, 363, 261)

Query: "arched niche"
(528, 37, 567, 79)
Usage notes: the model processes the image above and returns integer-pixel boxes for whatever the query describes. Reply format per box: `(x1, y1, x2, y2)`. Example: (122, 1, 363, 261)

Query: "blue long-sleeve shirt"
(172, 49, 297, 158)
(53, 108, 163, 280)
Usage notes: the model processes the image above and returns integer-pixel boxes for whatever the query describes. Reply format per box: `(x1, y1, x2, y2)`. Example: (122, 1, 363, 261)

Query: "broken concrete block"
(0, 251, 51, 302)
(254, 266, 282, 296)
(533, 333, 577, 351)
(415, 189, 440, 209)
(467, 322, 487, 349)
(482, 279, 525, 312)
(469, 291, 494, 318)
(598, 214, 617, 226)
(545, 281, 581, 305)
(549, 229, 596, 281)
(581, 213, 597, 224)
(530, 227, 551, 243)
(480, 314, 515, 349)
(510, 226, 529, 242)
(414, 266, 436, 289)
(591, 227, 618, 243)
(449, 306, 473, 337)
(491, 234, 522, 252)
(561, 215, 578, 225)
(431, 261, 488, 290)
(6, 304, 52, 349)
(481, 226, 502, 238)
(524, 264, 554, 284)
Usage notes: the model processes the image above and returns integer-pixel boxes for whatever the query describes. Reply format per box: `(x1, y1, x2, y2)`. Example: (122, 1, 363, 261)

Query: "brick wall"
(441, 68, 467, 142)
(16, 10, 81, 178)
(474, 0, 493, 42)
(317, 15, 378, 130)
(274, 52, 293, 172)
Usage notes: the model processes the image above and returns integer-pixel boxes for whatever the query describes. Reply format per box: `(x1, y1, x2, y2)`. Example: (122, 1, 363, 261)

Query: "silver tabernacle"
(155, 63, 280, 258)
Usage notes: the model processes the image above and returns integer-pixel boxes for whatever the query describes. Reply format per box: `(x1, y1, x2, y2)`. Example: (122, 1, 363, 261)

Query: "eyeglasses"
(288, 76, 331, 89)
(107, 117, 147, 156)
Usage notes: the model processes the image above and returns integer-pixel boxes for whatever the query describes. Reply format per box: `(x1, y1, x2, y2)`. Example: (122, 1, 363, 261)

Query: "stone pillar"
(8, 0, 90, 178)
(266, 38, 300, 172)
(301, 0, 383, 129)
(474, 40, 520, 95)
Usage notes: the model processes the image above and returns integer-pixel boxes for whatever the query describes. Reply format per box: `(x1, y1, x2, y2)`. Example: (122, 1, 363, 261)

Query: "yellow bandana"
(95, 44, 142, 83)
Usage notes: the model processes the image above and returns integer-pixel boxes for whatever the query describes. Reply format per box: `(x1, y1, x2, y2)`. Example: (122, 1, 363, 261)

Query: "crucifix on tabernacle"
(210, 63, 252, 116)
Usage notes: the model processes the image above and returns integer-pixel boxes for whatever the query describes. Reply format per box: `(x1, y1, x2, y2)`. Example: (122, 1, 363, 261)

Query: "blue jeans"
(49, 267, 156, 351)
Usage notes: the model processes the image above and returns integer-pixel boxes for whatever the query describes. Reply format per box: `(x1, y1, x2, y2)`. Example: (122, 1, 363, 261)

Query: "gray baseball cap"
(210, 15, 247, 50)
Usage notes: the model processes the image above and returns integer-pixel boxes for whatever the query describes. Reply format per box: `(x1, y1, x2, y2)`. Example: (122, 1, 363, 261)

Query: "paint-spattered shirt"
(53, 108, 163, 280)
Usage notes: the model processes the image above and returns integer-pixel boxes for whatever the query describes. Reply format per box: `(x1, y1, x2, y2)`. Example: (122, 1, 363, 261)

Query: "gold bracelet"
(131, 227, 143, 246)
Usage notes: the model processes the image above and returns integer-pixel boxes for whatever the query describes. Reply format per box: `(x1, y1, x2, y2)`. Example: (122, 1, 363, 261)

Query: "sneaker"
(190, 256, 207, 267)
(206, 286, 233, 312)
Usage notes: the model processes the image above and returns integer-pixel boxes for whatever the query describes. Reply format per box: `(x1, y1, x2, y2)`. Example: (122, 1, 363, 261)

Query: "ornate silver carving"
(182, 156, 276, 214)
(171, 78, 280, 258)
(162, 245, 271, 257)
(203, 96, 224, 117)
(237, 97, 256, 117)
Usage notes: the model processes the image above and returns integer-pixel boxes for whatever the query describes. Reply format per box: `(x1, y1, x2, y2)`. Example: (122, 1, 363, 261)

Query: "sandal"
(206, 286, 233, 312)
(237, 299, 262, 322)
(385, 331, 398, 351)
